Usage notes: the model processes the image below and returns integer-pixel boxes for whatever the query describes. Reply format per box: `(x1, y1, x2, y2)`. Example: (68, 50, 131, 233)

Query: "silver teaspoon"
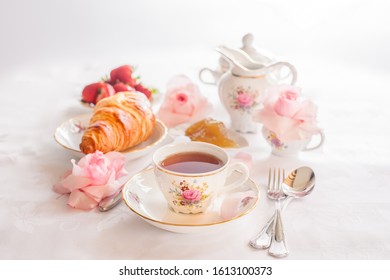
(250, 166, 315, 251)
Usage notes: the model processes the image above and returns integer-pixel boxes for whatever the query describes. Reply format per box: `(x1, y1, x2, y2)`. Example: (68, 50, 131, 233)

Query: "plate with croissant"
(54, 91, 168, 161)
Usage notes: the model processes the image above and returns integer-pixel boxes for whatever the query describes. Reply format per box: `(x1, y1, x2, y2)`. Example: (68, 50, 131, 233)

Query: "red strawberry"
(135, 83, 152, 99)
(95, 83, 115, 104)
(113, 82, 135, 93)
(109, 65, 136, 87)
(82, 82, 115, 105)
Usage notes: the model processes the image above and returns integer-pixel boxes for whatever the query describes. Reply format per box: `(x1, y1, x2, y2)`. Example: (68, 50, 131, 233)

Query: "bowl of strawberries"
(81, 65, 158, 108)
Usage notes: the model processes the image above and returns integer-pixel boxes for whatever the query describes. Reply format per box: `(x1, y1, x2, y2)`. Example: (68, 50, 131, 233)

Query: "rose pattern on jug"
(169, 179, 210, 210)
(267, 131, 288, 150)
(229, 86, 259, 113)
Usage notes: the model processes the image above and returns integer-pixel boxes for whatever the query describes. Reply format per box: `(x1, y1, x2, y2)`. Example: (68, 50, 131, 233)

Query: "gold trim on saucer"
(122, 167, 260, 228)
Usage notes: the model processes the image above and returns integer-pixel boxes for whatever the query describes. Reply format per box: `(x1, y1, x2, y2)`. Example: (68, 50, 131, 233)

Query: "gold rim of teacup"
(153, 141, 230, 177)
(154, 160, 229, 177)
(122, 167, 260, 227)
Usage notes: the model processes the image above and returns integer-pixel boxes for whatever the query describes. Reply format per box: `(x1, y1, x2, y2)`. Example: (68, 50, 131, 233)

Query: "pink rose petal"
(68, 189, 98, 210)
(52, 182, 70, 194)
(83, 172, 120, 200)
(71, 159, 90, 177)
(274, 91, 305, 118)
(105, 151, 128, 179)
(61, 175, 92, 192)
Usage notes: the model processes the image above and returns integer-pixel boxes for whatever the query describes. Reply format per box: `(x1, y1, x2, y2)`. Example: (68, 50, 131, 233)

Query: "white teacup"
(262, 127, 325, 157)
(153, 142, 249, 214)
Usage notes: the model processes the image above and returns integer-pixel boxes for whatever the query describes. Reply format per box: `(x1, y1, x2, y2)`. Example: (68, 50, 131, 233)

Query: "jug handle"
(199, 68, 219, 85)
(267, 61, 298, 85)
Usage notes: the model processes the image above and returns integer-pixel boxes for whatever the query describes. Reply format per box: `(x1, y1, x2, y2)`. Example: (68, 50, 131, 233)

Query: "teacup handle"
(222, 162, 249, 193)
(303, 131, 325, 151)
(199, 68, 219, 85)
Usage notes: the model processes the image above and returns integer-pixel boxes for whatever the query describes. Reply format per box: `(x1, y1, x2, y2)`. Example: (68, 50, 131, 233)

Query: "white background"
(1, 0, 390, 266)
(1, 0, 389, 78)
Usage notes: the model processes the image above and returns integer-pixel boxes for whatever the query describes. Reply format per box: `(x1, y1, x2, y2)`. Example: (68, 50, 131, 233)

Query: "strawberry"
(135, 83, 152, 99)
(113, 82, 135, 93)
(82, 82, 115, 105)
(109, 65, 136, 87)
(95, 83, 115, 104)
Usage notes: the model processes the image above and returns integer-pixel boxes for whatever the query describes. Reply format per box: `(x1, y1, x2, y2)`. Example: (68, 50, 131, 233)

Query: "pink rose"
(274, 89, 304, 118)
(53, 151, 127, 210)
(182, 189, 201, 202)
(171, 92, 194, 116)
(157, 75, 213, 127)
(253, 85, 320, 141)
(237, 92, 254, 107)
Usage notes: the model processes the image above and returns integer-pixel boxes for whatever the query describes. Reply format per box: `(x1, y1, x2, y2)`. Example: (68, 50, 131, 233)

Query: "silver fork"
(268, 168, 289, 257)
(249, 168, 288, 250)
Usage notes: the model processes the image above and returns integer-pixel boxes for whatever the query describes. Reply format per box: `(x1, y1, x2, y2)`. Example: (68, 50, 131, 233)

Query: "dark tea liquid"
(161, 152, 223, 173)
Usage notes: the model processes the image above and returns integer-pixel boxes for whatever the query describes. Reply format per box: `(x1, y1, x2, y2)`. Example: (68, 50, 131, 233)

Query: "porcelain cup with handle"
(153, 142, 249, 214)
(262, 127, 325, 157)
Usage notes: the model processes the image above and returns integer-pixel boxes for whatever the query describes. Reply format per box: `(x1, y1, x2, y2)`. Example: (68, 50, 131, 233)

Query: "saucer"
(122, 168, 259, 233)
(54, 114, 167, 160)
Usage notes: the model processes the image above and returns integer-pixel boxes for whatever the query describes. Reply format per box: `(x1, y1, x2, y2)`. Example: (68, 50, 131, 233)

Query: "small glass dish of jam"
(184, 118, 248, 149)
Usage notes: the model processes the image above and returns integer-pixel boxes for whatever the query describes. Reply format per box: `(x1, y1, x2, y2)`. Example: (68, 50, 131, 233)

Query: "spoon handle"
(268, 200, 289, 258)
(98, 191, 123, 212)
(249, 213, 274, 249)
(249, 196, 293, 249)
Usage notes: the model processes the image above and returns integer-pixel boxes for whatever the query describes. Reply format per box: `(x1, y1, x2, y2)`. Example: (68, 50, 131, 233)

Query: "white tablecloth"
(1, 0, 389, 260)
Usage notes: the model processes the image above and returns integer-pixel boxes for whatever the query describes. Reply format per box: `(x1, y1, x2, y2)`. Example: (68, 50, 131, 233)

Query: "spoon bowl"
(282, 166, 315, 198)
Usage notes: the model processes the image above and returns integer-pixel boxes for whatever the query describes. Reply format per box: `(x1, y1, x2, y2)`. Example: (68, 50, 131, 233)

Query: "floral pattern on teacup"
(169, 179, 210, 210)
(229, 86, 259, 113)
(267, 131, 288, 151)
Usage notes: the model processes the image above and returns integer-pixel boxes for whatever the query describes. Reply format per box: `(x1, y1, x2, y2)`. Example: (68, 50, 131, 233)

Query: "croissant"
(80, 91, 156, 154)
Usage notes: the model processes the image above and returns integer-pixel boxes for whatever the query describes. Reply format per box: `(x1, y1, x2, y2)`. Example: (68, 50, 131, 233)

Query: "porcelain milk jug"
(217, 45, 297, 133)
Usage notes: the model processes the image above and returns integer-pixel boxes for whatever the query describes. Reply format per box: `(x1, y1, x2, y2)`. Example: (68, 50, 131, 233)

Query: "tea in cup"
(153, 142, 249, 214)
(262, 127, 325, 157)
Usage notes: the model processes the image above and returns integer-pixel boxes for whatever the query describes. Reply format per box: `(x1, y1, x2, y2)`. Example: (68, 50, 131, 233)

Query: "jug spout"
(216, 45, 266, 74)
(217, 45, 298, 85)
